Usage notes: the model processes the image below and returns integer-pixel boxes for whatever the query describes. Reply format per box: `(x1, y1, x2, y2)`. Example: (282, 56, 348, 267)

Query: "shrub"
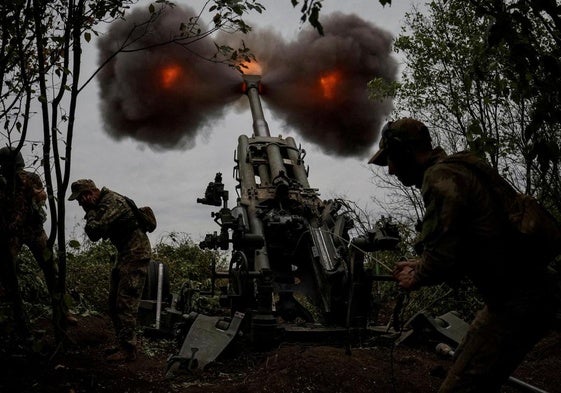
(66, 239, 115, 313)
(64, 232, 226, 315)
(152, 232, 226, 293)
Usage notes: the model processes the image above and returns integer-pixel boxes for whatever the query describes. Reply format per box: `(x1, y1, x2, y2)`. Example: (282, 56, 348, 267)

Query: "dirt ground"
(0, 314, 559, 393)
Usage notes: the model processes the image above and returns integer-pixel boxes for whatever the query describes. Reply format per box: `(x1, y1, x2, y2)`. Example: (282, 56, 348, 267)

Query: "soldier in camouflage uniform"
(0, 146, 68, 336)
(369, 118, 556, 393)
(69, 179, 151, 362)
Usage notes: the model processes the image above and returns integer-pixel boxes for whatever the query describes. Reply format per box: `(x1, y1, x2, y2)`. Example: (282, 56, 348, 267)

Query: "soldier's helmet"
(368, 118, 432, 166)
(0, 146, 25, 170)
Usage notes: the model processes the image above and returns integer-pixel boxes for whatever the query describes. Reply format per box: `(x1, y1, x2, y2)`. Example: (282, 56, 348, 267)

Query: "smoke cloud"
(97, 5, 241, 149)
(98, 6, 398, 157)
(260, 13, 398, 157)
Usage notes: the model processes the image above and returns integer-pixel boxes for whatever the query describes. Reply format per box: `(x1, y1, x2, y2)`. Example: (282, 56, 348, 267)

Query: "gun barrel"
(242, 75, 270, 137)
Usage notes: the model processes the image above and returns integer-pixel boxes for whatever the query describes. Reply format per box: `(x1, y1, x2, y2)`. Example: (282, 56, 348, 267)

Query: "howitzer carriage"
(164, 74, 399, 376)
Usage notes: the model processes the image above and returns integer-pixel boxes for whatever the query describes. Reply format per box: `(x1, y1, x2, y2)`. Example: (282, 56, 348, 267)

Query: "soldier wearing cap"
(69, 179, 151, 362)
(0, 146, 73, 337)
(369, 118, 556, 392)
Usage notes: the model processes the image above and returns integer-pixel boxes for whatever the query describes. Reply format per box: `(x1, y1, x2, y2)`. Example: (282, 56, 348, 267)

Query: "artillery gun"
(165, 74, 400, 376)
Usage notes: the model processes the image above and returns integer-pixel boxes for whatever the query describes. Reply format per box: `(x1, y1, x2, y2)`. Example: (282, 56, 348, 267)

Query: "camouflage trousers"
(108, 258, 149, 349)
(439, 293, 555, 393)
(0, 228, 59, 334)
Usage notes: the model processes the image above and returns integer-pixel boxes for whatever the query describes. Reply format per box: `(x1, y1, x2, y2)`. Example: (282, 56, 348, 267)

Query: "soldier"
(68, 179, 151, 362)
(0, 146, 71, 337)
(369, 118, 557, 392)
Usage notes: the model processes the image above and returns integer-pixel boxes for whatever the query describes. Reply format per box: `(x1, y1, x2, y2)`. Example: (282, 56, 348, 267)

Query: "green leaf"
(84, 32, 91, 43)
(68, 239, 81, 249)
(232, 5, 243, 16)
(309, 6, 323, 35)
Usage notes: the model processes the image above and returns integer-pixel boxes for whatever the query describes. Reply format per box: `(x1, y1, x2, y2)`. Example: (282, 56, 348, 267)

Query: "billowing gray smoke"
(259, 13, 397, 157)
(97, 5, 241, 149)
(98, 6, 398, 157)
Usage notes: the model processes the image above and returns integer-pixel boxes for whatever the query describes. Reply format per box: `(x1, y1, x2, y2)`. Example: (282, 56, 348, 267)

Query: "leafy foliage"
(394, 1, 525, 170)
(291, 0, 324, 35)
(288, 1, 396, 34)
(64, 232, 223, 314)
(66, 239, 116, 313)
(2, 228, 481, 334)
(152, 232, 225, 293)
(366, 0, 559, 324)
(469, 1, 561, 129)
(371, 0, 561, 251)
(377, 0, 561, 220)
(466, 0, 561, 216)
(0, 247, 59, 329)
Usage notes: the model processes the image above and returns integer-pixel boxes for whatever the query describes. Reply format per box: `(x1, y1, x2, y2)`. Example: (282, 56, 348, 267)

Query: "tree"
(466, 0, 561, 214)
(0, 0, 99, 341)
(468, 0, 561, 130)
(378, 0, 561, 220)
(0, 0, 267, 343)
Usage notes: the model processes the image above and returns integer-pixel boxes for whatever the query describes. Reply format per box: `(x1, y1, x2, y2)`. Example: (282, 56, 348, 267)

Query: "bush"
(5, 248, 52, 323)
(64, 232, 225, 315)
(152, 232, 226, 293)
(66, 239, 115, 313)
(7, 229, 484, 328)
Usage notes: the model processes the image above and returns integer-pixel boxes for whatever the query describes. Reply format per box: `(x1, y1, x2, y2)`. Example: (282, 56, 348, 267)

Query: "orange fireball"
(319, 70, 341, 100)
(240, 60, 262, 75)
(160, 64, 182, 88)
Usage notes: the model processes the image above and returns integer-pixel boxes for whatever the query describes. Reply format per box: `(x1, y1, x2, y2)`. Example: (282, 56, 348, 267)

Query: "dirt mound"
(0, 315, 559, 393)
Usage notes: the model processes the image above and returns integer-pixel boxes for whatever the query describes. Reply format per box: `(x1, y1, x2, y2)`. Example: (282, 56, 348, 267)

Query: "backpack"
(443, 151, 561, 264)
(123, 196, 157, 233)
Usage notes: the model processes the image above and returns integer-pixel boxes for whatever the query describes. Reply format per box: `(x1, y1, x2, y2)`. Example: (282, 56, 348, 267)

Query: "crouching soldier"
(369, 118, 557, 392)
(69, 179, 151, 362)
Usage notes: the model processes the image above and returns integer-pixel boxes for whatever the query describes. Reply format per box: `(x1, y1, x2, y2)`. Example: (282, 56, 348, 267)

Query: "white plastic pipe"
(155, 262, 164, 329)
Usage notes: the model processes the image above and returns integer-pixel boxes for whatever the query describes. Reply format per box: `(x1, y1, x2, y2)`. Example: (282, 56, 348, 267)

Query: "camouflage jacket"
(84, 187, 151, 265)
(414, 148, 546, 307)
(0, 170, 47, 236)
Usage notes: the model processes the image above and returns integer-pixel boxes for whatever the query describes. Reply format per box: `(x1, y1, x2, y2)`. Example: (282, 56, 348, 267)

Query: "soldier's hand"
(393, 259, 420, 290)
(393, 259, 419, 273)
